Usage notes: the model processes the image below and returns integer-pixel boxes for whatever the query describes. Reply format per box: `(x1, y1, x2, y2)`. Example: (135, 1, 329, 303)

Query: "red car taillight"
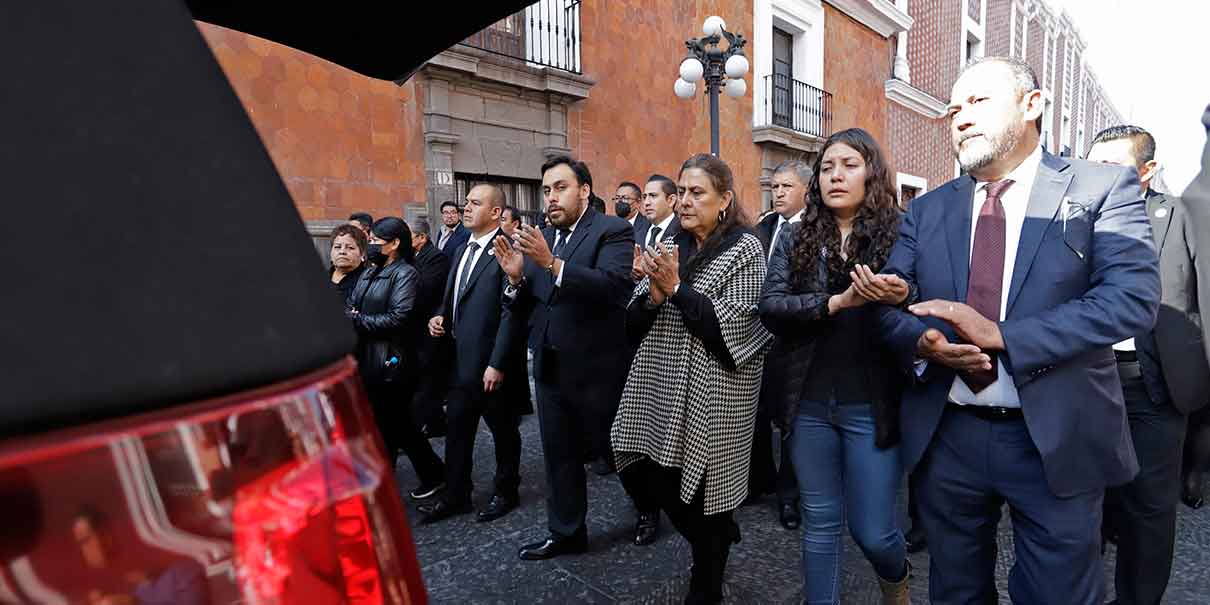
(0, 357, 426, 605)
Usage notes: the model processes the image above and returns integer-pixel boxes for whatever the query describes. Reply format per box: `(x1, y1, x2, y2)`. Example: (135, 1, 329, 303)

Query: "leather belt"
(1114, 349, 1138, 363)
(947, 402, 1024, 421)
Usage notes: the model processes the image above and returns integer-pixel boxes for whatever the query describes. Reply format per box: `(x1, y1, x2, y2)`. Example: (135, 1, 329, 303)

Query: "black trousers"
(411, 339, 451, 429)
(619, 457, 738, 604)
(1104, 361, 1187, 605)
(534, 378, 617, 538)
(365, 379, 445, 487)
(748, 411, 798, 505)
(443, 384, 522, 505)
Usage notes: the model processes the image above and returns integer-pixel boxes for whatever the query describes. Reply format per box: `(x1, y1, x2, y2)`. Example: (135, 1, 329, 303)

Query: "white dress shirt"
(948, 142, 1043, 408)
(453, 230, 497, 322)
(553, 205, 589, 287)
(768, 209, 804, 260)
(645, 213, 676, 248)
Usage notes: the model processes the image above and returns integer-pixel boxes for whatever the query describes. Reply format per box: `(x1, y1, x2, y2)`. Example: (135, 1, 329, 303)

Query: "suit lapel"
(1005, 152, 1073, 315)
(560, 207, 596, 261)
(1148, 193, 1174, 252)
(461, 230, 501, 299)
(946, 177, 976, 301)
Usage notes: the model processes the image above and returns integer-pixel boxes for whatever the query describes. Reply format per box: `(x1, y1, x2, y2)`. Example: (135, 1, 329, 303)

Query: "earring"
(718, 209, 727, 223)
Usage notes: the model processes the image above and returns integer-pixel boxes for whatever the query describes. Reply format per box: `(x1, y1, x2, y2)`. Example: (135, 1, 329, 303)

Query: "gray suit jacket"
(1145, 191, 1209, 414)
(1182, 104, 1210, 371)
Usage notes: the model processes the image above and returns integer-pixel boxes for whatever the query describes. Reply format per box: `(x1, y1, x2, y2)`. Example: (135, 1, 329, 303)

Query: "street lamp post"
(674, 15, 749, 157)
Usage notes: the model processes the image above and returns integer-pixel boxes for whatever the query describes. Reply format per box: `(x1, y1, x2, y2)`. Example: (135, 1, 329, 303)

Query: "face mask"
(366, 243, 387, 265)
(615, 201, 632, 218)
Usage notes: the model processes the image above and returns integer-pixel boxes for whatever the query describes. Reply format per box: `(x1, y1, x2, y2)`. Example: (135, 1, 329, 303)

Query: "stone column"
(894, 0, 911, 81)
(422, 75, 460, 226)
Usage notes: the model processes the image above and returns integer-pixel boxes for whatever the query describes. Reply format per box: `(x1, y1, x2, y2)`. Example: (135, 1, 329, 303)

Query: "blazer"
(1146, 191, 1210, 414)
(412, 242, 450, 339)
(755, 212, 780, 254)
(1182, 104, 1210, 368)
(630, 214, 652, 245)
(438, 230, 527, 403)
(635, 215, 681, 249)
(438, 223, 470, 261)
(877, 151, 1161, 497)
(506, 207, 635, 409)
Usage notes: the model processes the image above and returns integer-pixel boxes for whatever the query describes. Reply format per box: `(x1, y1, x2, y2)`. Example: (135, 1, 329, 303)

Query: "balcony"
(458, 0, 582, 74)
(763, 74, 832, 140)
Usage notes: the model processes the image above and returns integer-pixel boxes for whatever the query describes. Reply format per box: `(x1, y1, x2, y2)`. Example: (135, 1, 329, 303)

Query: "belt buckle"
(989, 406, 1009, 417)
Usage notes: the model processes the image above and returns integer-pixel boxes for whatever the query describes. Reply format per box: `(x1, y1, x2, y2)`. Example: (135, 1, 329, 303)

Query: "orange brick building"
(198, 0, 1122, 238)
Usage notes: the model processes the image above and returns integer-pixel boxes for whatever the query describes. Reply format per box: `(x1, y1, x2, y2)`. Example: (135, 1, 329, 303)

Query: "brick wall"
(888, 104, 953, 197)
(198, 23, 427, 222)
(1014, 8, 1025, 59)
(907, 0, 962, 102)
(824, 4, 892, 143)
(1026, 18, 1044, 81)
(570, 0, 763, 217)
(1052, 35, 1065, 150)
(986, 0, 1011, 57)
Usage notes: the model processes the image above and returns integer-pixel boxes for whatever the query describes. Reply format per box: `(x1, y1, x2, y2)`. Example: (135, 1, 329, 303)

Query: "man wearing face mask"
(494, 155, 634, 560)
(614, 181, 650, 236)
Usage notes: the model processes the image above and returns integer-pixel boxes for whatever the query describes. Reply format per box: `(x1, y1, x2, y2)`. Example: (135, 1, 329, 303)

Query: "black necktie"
(456, 242, 480, 314)
(647, 226, 662, 248)
(552, 228, 571, 258)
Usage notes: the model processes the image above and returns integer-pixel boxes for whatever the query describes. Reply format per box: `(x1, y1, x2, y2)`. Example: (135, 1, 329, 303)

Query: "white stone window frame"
(752, 0, 826, 129)
(896, 172, 928, 207)
(961, 0, 987, 67)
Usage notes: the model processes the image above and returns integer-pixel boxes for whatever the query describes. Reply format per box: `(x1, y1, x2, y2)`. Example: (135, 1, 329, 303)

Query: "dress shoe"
(633, 511, 660, 546)
(408, 482, 445, 500)
(779, 502, 801, 530)
(417, 498, 471, 524)
(588, 456, 615, 476)
(476, 494, 518, 523)
(1183, 472, 1205, 509)
(904, 525, 927, 554)
(518, 534, 588, 560)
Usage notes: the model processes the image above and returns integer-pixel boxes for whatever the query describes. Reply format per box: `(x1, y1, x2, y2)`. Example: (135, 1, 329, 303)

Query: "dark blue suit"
(437, 223, 471, 261)
(878, 151, 1160, 603)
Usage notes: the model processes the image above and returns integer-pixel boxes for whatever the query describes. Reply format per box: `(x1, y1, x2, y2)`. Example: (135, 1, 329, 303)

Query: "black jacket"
(330, 263, 365, 305)
(757, 225, 907, 448)
(349, 258, 419, 385)
(438, 223, 471, 261)
(440, 230, 529, 410)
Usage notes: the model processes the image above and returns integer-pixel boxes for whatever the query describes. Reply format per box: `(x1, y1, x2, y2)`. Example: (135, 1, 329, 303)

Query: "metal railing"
(764, 74, 832, 139)
(458, 0, 582, 74)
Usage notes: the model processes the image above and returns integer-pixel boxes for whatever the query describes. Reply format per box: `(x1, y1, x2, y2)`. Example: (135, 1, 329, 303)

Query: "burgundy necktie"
(961, 179, 1014, 393)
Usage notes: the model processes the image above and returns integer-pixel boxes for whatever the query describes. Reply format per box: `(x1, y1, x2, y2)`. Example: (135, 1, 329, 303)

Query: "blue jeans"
(789, 400, 906, 604)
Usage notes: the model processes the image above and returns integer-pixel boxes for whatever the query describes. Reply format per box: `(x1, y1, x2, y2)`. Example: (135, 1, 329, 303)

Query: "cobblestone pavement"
(399, 412, 1210, 603)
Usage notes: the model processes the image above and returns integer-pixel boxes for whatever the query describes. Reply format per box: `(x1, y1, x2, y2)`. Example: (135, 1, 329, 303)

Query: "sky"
(1051, 0, 1209, 194)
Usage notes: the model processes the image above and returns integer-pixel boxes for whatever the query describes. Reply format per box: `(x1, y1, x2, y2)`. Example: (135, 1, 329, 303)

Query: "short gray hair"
(408, 217, 431, 238)
(772, 159, 811, 186)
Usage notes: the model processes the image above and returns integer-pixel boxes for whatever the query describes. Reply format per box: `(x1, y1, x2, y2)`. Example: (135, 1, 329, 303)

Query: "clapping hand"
(492, 235, 524, 284)
(640, 242, 679, 305)
(849, 265, 910, 305)
(909, 300, 1005, 351)
(915, 328, 993, 372)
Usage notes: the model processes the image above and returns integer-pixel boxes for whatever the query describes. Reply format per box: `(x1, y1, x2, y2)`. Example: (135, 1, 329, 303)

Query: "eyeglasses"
(611, 195, 638, 203)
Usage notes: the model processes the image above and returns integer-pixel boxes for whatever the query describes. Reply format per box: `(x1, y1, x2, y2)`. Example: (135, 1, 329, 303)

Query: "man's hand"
(483, 366, 504, 393)
(493, 235, 524, 284)
(428, 315, 445, 338)
(910, 300, 1005, 350)
(515, 224, 555, 271)
(849, 264, 910, 305)
(916, 328, 993, 372)
(631, 244, 646, 281)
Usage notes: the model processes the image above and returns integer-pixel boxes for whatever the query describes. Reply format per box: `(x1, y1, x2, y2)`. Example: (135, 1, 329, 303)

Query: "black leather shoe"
(779, 502, 801, 530)
(476, 494, 517, 523)
(408, 482, 445, 500)
(518, 534, 588, 560)
(588, 456, 615, 476)
(417, 498, 471, 524)
(1183, 472, 1205, 509)
(905, 525, 927, 554)
(633, 511, 660, 546)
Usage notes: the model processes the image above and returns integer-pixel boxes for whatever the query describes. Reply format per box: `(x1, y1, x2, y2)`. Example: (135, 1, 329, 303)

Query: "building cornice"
(825, 0, 912, 37)
(424, 48, 595, 101)
(885, 79, 947, 119)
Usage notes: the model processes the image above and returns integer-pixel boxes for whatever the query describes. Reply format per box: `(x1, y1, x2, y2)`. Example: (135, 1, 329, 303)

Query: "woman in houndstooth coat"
(611, 154, 772, 605)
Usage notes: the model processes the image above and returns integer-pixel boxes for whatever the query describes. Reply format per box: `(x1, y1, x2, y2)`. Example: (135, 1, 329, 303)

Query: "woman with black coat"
(349, 216, 446, 499)
(758, 128, 914, 604)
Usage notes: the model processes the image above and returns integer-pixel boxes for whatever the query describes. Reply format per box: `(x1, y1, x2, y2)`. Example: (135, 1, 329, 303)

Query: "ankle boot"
(877, 559, 911, 605)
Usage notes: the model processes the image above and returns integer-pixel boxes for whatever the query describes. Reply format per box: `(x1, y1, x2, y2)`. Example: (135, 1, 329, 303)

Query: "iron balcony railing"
(764, 74, 832, 139)
(458, 0, 582, 74)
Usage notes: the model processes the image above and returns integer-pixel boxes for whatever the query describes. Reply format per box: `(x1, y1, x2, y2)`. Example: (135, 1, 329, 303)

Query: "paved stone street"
(398, 411, 1210, 603)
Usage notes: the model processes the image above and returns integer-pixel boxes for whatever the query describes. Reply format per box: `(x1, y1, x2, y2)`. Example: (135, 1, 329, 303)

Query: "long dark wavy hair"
(677, 153, 752, 278)
(790, 128, 901, 292)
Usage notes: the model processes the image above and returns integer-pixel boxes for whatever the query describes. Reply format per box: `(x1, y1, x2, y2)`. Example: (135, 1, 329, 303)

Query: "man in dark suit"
(418, 184, 526, 524)
(635, 174, 681, 249)
(1088, 125, 1209, 604)
(750, 160, 806, 531)
(1181, 105, 1210, 509)
(494, 155, 634, 560)
(408, 217, 453, 437)
(436, 200, 470, 260)
(876, 57, 1160, 603)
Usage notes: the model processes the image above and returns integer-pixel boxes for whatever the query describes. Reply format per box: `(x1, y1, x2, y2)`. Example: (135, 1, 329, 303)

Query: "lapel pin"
(1155, 208, 1168, 219)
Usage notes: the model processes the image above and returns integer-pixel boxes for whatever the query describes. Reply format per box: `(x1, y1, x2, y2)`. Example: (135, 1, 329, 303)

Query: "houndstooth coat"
(612, 230, 773, 515)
